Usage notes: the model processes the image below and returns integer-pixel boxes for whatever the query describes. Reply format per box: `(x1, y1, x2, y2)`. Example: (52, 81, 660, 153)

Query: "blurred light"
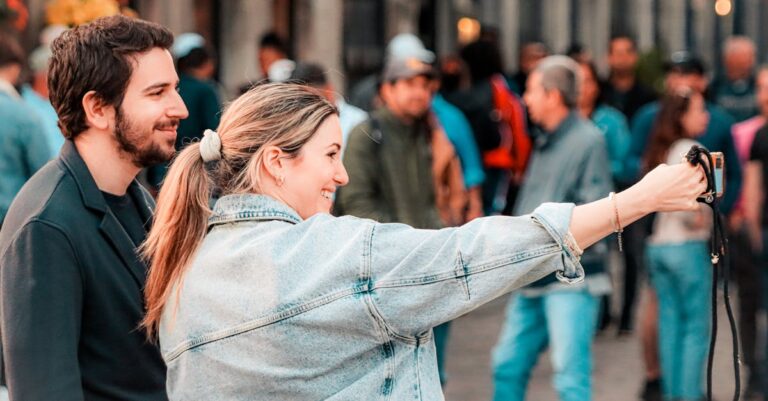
(715, 0, 732, 16)
(457, 17, 481, 44)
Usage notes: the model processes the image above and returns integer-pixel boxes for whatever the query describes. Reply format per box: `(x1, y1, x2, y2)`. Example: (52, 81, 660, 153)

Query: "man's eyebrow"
(143, 81, 178, 92)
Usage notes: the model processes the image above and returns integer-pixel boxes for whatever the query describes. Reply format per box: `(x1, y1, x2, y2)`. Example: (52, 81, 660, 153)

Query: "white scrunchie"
(199, 129, 222, 162)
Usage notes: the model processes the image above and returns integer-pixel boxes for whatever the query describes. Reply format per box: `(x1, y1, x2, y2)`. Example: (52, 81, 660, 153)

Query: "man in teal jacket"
(0, 35, 49, 226)
(627, 52, 742, 214)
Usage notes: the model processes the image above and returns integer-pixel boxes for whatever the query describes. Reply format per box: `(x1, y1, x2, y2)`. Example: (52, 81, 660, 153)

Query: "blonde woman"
(143, 83, 706, 400)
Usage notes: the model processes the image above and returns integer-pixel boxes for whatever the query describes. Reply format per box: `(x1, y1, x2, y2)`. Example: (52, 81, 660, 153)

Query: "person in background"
(348, 33, 435, 113)
(629, 51, 741, 215)
(566, 42, 592, 64)
(629, 51, 742, 401)
(603, 34, 657, 123)
(171, 33, 221, 150)
(0, 34, 49, 227)
(577, 61, 630, 183)
(431, 62, 484, 223)
(576, 60, 631, 333)
(510, 41, 548, 96)
(734, 65, 768, 401)
(289, 62, 368, 153)
(446, 39, 531, 216)
(337, 56, 443, 227)
(642, 88, 712, 401)
(712, 36, 758, 123)
(21, 45, 64, 157)
(258, 31, 289, 80)
(492, 56, 613, 401)
(601, 35, 658, 364)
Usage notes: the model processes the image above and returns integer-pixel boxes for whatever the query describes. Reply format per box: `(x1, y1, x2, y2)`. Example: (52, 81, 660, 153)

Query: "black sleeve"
(750, 127, 768, 162)
(1, 220, 85, 401)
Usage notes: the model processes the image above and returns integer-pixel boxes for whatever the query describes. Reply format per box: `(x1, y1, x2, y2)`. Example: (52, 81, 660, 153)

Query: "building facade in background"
(14, 0, 768, 98)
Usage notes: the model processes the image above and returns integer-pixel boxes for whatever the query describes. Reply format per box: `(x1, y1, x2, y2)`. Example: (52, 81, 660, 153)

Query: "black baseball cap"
(664, 51, 706, 75)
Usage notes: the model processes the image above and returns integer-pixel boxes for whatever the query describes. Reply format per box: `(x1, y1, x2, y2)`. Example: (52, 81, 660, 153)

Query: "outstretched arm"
(571, 162, 706, 249)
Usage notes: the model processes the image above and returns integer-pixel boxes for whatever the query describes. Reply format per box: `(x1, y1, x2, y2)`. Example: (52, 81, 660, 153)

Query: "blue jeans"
(647, 241, 712, 401)
(492, 290, 599, 401)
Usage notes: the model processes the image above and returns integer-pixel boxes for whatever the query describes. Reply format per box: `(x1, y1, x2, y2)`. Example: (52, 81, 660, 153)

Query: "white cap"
(267, 59, 296, 82)
(172, 33, 205, 59)
(386, 33, 435, 63)
(29, 46, 53, 73)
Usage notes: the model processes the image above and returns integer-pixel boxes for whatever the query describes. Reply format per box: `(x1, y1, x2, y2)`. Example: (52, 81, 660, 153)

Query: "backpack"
(484, 74, 532, 176)
(445, 75, 532, 176)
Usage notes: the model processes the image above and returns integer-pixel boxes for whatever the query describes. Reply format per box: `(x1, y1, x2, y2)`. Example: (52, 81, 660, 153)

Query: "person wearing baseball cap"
(337, 54, 440, 225)
(348, 33, 436, 112)
(628, 51, 741, 213)
(625, 50, 743, 401)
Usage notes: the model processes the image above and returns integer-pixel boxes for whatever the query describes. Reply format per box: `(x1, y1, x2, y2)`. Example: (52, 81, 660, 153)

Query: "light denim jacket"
(160, 194, 584, 400)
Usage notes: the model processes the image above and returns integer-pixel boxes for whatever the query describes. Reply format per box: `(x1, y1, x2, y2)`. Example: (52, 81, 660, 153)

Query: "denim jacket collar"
(209, 193, 303, 228)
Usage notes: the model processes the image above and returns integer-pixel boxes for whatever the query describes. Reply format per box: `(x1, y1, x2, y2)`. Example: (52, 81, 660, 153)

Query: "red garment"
(484, 75, 532, 176)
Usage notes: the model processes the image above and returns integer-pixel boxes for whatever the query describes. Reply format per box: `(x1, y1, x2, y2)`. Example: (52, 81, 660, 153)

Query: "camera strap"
(685, 145, 740, 401)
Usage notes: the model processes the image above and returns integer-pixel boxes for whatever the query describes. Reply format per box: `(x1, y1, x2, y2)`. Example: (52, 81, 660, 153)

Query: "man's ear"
(82, 90, 115, 131)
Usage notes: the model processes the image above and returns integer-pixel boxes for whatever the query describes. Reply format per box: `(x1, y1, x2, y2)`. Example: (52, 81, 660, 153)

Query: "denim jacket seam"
(530, 213, 584, 283)
(164, 286, 365, 362)
(372, 243, 561, 290)
(362, 225, 424, 346)
(358, 222, 401, 397)
(207, 212, 301, 227)
(456, 251, 471, 301)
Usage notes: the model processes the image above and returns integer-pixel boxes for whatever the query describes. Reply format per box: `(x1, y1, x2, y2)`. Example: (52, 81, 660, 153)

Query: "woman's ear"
(261, 145, 285, 179)
(82, 90, 114, 131)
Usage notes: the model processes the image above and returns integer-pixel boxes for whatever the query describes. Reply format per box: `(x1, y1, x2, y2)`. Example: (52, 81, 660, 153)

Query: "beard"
(114, 106, 178, 168)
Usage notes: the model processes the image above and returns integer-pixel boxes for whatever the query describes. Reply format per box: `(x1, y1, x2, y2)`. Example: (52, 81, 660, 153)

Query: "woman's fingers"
(696, 180, 707, 196)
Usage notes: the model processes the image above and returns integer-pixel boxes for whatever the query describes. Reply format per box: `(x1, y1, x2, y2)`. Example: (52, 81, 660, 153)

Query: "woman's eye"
(328, 152, 338, 159)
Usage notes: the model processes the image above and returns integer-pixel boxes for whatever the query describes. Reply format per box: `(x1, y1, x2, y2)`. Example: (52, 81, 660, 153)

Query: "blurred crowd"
(2, 20, 768, 401)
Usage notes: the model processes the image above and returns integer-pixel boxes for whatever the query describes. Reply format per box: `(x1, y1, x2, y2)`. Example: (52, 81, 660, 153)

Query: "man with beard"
(337, 56, 443, 229)
(0, 15, 187, 400)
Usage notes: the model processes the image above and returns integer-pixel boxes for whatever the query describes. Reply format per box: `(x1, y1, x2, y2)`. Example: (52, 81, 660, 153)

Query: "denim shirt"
(160, 194, 584, 400)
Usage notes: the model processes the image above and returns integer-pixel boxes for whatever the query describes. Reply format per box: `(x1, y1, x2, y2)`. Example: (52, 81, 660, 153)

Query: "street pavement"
(442, 288, 748, 401)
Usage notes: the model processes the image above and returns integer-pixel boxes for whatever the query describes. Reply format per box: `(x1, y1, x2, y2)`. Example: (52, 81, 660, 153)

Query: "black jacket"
(0, 141, 167, 400)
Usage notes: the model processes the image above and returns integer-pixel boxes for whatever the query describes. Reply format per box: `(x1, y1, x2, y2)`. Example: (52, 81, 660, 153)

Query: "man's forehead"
(129, 49, 176, 79)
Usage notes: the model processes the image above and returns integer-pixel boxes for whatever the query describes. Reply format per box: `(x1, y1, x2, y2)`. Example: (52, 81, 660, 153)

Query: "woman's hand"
(631, 163, 707, 213)
(570, 161, 706, 251)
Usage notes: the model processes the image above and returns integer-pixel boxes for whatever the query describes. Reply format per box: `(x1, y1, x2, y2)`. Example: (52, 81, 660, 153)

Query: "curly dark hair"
(48, 15, 174, 139)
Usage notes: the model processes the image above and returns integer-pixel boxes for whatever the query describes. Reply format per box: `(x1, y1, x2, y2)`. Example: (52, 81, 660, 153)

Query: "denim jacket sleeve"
(366, 202, 583, 337)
